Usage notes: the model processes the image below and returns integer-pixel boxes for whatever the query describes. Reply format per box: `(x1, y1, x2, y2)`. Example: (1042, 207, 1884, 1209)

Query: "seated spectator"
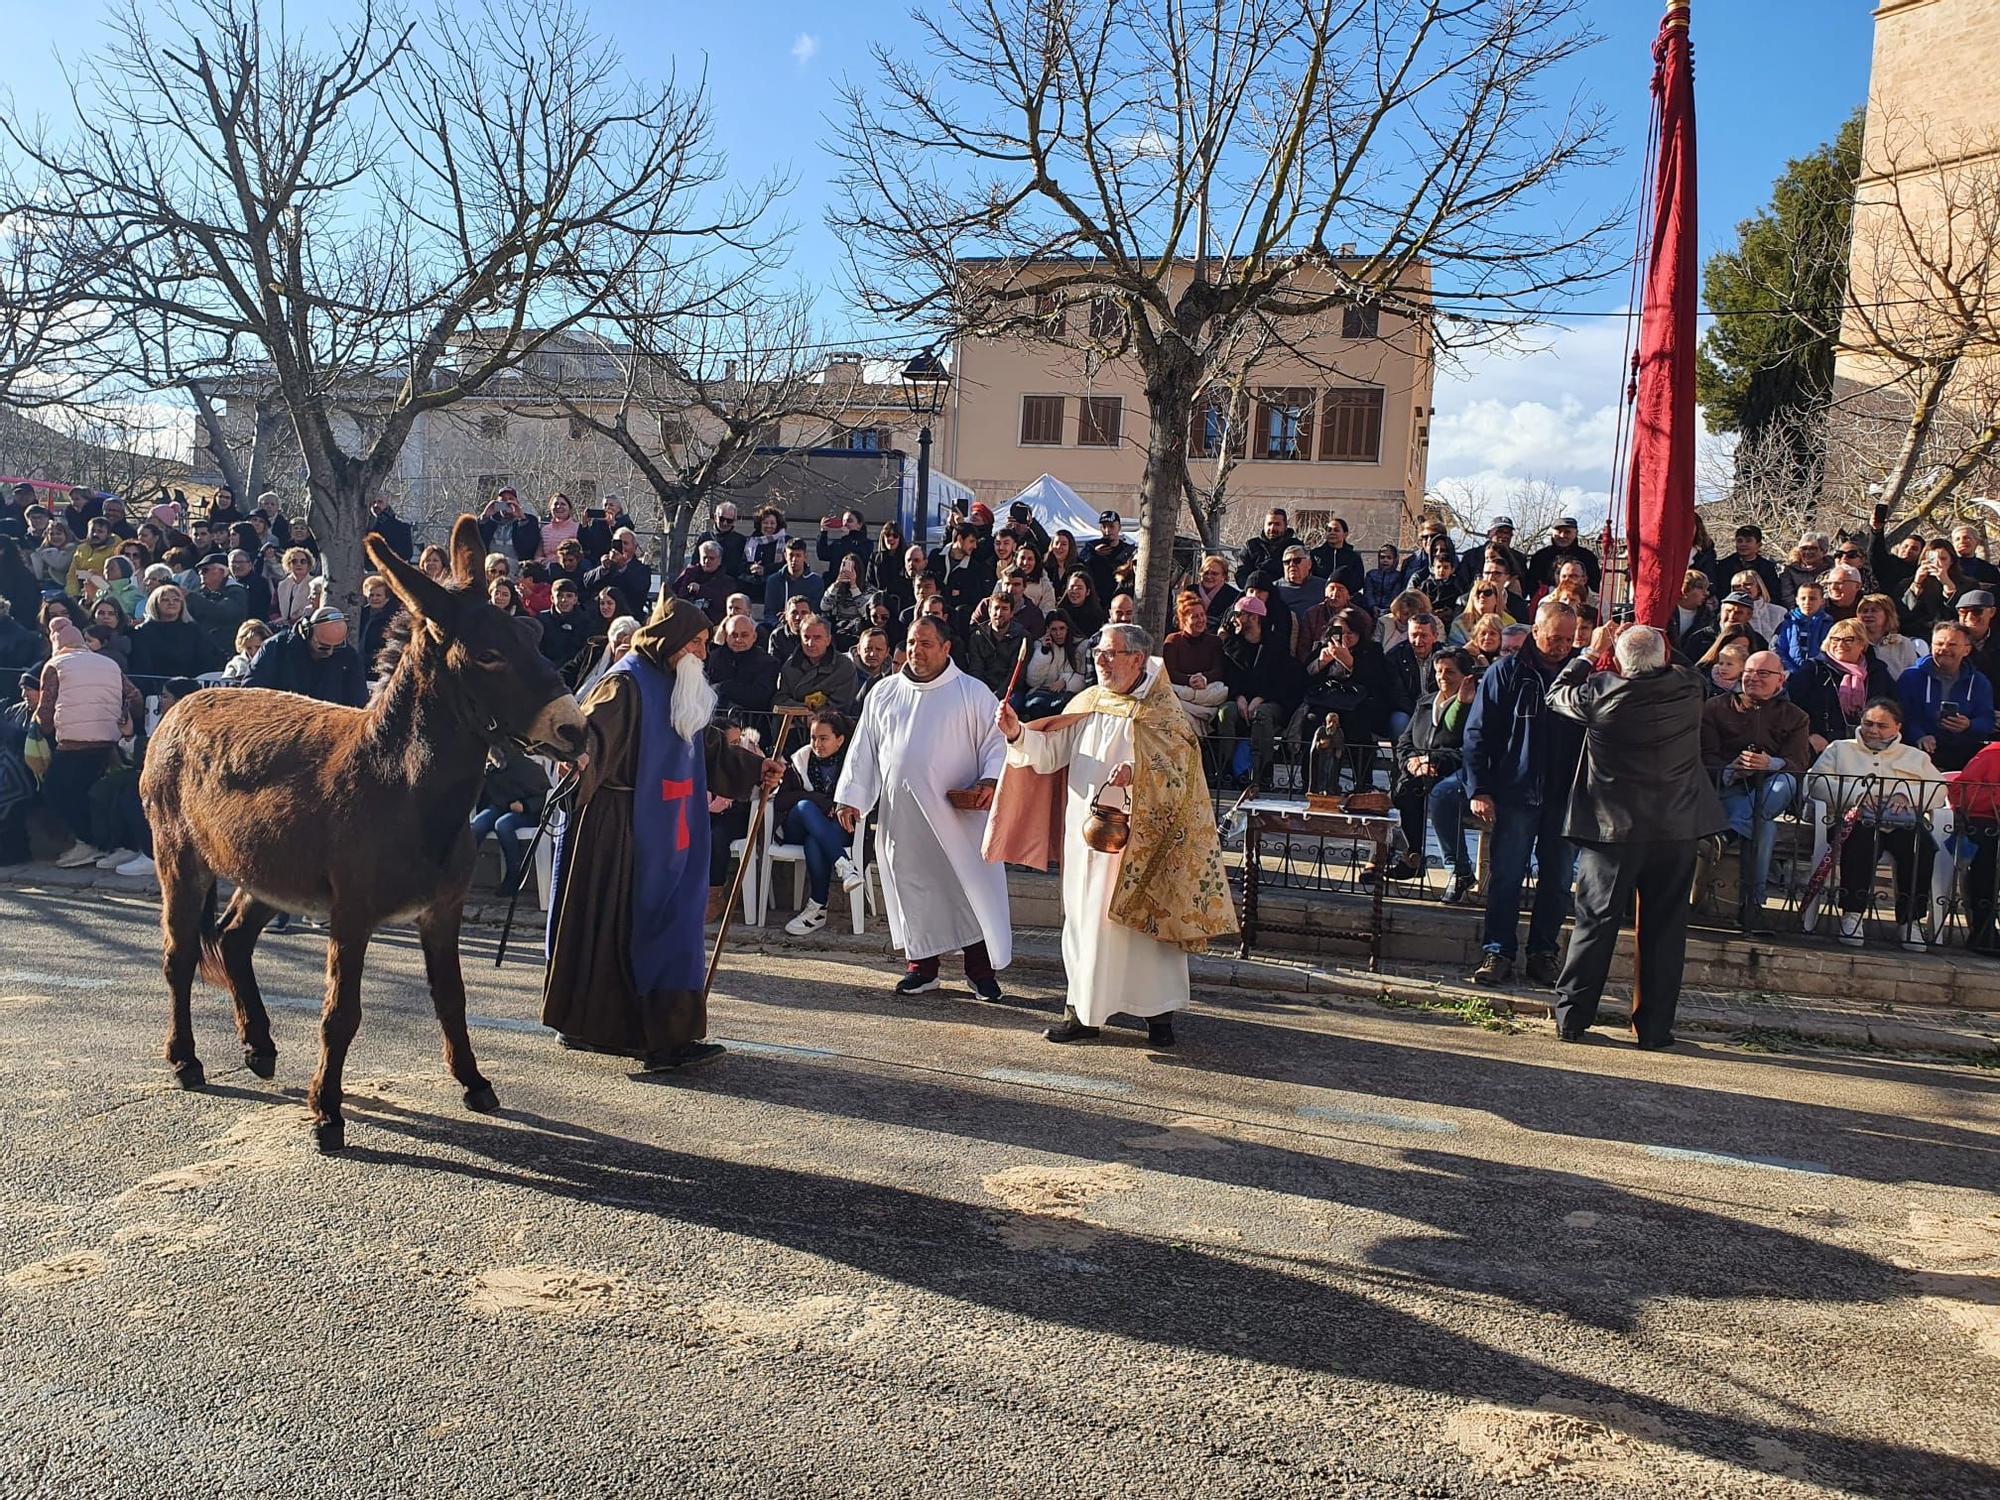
(1777, 532, 1832, 607)
(31, 520, 75, 590)
(469, 744, 549, 896)
(576, 615, 641, 698)
(818, 554, 869, 647)
(776, 710, 865, 937)
(1309, 516, 1365, 596)
(1217, 596, 1302, 789)
(1022, 615, 1088, 718)
(1727, 568, 1787, 642)
(1954, 522, 2000, 590)
(1055, 569, 1106, 639)
(1901, 540, 1969, 639)
(1384, 647, 1476, 886)
(1416, 548, 1462, 615)
(536, 494, 580, 563)
(0, 669, 39, 862)
(1375, 588, 1428, 652)
(245, 607, 368, 707)
(1162, 593, 1228, 730)
(1301, 607, 1391, 788)
(672, 540, 736, 624)
(486, 577, 526, 618)
(1684, 591, 1769, 667)
(129, 583, 225, 682)
(37, 617, 145, 869)
(850, 628, 895, 704)
(1958, 588, 2000, 687)
(1788, 618, 1892, 753)
(417, 543, 450, 583)
(0, 596, 44, 687)
(1857, 591, 1926, 678)
(1238, 571, 1296, 657)
(585, 530, 653, 619)
(1189, 553, 1240, 624)
(1363, 546, 1403, 618)
(776, 614, 859, 714)
(1821, 564, 1864, 623)
(516, 560, 553, 616)
(997, 568, 1045, 640)
(764, 538, 824, 619)
(274, 546, 318, 626)
(186, 551, 250, 654)
(87, 675, 202, 878)
(1273, 546, 1323, 616)
(1773, 579, 1833, 673)
(534, 579, 592, 671)
(1384, 611, 1442, 738)
(222, 619, 273, 685)
(1705, 638, 1751, 697)
(766, 594, 816, 669)
(1948, 738, 2000, 954)
(1449, 579, 1514, 646)
(546, 537, 590, 595)
(1295, 577, 1369, 664)
(1701, 649, 1811, 932)
(963, 592, 1028, 699)
(706, 612, 781, 715)
(1898, 622, 1994, 771)
(1806, 697, 1950, 950)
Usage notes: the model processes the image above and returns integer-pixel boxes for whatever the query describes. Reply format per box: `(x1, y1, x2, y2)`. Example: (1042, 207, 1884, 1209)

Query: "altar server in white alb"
(990, 622, 1235, 1046)
(834, 616, 1013, 998)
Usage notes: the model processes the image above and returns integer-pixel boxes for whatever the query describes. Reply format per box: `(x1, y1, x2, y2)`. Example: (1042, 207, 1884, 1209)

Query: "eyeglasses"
(1741, 668, 1784, 680)
(1094, 648, 1137, 661)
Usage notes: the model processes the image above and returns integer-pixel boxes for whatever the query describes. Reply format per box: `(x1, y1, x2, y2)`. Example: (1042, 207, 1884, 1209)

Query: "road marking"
(1296, 1104, 1459, 1135)
(1644, 1145, 1831, 1175)
(723, 1039, 837, 1060)
(983, 1068, 1132, 1096)
(0, 970, 117, 990)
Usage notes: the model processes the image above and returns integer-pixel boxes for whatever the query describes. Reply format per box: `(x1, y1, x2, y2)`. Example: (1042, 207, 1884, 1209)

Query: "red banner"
(1625, 0, 1697, 629)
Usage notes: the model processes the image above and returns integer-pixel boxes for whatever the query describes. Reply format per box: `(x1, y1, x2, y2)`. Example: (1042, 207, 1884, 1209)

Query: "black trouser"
(709, 803, 750, 888)
(1555, 838, 1696, 1047)
(43, 745, 113, 844)
(88, 766, 150, 856)
(1966, 830, 2000, 951)
(1391, 780, 1433, 866)
(1838, 825, 1930, 922)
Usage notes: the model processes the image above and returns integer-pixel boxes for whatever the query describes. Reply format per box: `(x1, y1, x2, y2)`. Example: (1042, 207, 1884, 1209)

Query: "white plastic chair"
(762, 802, 873, 934)
(727, 794, 766, 927)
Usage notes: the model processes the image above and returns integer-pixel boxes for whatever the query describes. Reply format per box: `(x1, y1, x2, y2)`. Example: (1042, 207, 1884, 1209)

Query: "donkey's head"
(368, 515, 588, 761)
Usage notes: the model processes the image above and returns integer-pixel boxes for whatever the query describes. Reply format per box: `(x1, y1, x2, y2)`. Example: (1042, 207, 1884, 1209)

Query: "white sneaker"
(56, 842, 103, 869)
(95, 848, 139, 870)
(785, 901, 828, 937)
(1901, 921, 1928, 953)
(834, 855, 863, 893)
(1838, 913, 1865, 947)
(115, 854, 156, 878)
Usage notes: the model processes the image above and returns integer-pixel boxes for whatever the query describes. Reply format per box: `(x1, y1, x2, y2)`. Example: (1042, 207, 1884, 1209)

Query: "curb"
(7, 869, 1997, 1064)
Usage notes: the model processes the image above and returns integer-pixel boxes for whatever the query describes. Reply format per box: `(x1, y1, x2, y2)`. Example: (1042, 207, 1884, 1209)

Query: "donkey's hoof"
(244, 1049, 278, 1080)
(172, 1059, 206, 1091)
(463, 1082, 500, 1114)
(313, 1116, 346, 1154)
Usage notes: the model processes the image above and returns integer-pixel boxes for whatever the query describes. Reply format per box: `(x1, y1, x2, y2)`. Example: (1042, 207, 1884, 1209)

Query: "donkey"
(140, 515, 587, 1152)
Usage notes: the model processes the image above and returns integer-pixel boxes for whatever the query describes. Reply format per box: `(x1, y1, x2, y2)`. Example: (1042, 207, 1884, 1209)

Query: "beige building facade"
(940, 259, 1435, 551)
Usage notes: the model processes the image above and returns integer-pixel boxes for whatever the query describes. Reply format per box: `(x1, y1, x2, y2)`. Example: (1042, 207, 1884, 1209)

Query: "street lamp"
(899, 348, 950, 546)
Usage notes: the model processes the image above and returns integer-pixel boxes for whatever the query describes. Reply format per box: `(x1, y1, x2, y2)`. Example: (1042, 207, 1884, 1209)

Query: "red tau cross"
(660, 777, 694, 851)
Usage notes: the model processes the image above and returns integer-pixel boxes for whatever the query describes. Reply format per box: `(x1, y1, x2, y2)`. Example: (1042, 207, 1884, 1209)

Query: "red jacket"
(1949, 741, 2000, 823)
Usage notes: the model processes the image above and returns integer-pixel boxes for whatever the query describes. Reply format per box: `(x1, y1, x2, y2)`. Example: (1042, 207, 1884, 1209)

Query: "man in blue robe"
(543, 598, 782, 1072)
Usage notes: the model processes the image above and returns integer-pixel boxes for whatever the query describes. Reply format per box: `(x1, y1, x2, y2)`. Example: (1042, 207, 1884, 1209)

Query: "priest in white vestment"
(835, 616, 1013, 997)
(990, 623, 1236, 1045)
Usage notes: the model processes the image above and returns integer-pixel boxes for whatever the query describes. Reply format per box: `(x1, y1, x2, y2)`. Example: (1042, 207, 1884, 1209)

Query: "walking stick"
(495, 766, 579, 969)
(703, 708, 802, 1003)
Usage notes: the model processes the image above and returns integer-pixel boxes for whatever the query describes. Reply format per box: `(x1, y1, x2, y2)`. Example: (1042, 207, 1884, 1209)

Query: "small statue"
(1307, 712, 1346, 797)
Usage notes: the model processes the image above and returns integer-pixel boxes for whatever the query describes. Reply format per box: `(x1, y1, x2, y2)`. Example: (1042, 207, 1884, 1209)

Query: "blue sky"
(9, 0, 1879, 516)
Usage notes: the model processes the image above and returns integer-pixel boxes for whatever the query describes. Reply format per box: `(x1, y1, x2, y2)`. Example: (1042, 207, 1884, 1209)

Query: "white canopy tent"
(1001, 473, 1123, 539)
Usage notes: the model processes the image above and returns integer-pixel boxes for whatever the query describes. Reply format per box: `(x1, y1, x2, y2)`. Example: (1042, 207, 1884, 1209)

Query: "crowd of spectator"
(9, 475, 2000, 971)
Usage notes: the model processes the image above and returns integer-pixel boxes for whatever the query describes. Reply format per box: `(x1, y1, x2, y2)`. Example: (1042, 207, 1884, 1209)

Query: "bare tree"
(1835, 117, 2000, 534)
(522, 283, 859, 568)
(6, 0, 775, 605)
(828, 0, 1614, 635)
(1430, 474, 1577, 555)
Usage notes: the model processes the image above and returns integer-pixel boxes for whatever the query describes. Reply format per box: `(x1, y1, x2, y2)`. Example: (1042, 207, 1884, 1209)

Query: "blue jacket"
(1461, 643, 1584, 806)
(1896, 659, 1995, 765)
(1772, 608, 1833, 673)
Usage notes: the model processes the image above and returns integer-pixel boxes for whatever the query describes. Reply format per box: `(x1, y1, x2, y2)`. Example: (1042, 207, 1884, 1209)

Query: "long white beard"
(671, 650, 719, 743)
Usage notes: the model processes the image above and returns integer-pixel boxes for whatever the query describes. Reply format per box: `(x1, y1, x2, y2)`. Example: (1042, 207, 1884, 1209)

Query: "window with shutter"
(477, 414, 507, 441)
(1318, 388, 1385, 463)
(1077, 396, 1122, 447)
(1088, 296, 1127, 341)
(1033, 291, 1066, 337)
(1020, 395, 1065, 446)
(1188, 391, 1249, 459)
(1255, 388, 1315, 461)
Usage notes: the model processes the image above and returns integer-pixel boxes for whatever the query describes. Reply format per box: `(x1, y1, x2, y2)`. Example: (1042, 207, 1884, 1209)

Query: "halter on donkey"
(140, 515, 586, 1152)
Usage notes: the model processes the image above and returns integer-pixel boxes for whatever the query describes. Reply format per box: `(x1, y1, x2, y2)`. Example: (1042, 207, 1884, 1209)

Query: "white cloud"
(790, 33, 819, 66)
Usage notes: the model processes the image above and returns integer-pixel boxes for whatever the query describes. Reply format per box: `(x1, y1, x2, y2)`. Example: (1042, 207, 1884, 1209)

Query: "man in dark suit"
(1546, 622, 1728, 1050)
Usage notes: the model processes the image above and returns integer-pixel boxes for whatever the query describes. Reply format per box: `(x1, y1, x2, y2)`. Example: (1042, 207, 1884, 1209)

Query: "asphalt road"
(1, 886, 1997, 1498)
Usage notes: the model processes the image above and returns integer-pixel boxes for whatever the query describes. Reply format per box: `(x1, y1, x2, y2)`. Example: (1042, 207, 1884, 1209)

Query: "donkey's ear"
(449, 515, 484, 590)
(367, 532, 452, 623)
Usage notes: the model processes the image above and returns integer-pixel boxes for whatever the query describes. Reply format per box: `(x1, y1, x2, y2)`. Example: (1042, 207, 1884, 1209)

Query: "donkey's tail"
(195, 881, 230, 990)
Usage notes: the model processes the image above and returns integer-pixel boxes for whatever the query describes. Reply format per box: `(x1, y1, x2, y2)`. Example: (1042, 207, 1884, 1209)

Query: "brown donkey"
(141, 516, 586, 1152)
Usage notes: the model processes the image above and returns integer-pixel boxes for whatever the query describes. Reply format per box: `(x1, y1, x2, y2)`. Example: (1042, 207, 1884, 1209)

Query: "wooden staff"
(703, 707, 802, 1003)
(1002, 637, 1030, 704)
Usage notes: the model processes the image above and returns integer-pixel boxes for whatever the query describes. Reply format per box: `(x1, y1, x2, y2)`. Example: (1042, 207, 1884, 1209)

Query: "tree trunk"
(245, 397, 288, 502)
(665, 496, 696, 579)
(185, 381, 248, 501)
(1137, 356, 1202, 642)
